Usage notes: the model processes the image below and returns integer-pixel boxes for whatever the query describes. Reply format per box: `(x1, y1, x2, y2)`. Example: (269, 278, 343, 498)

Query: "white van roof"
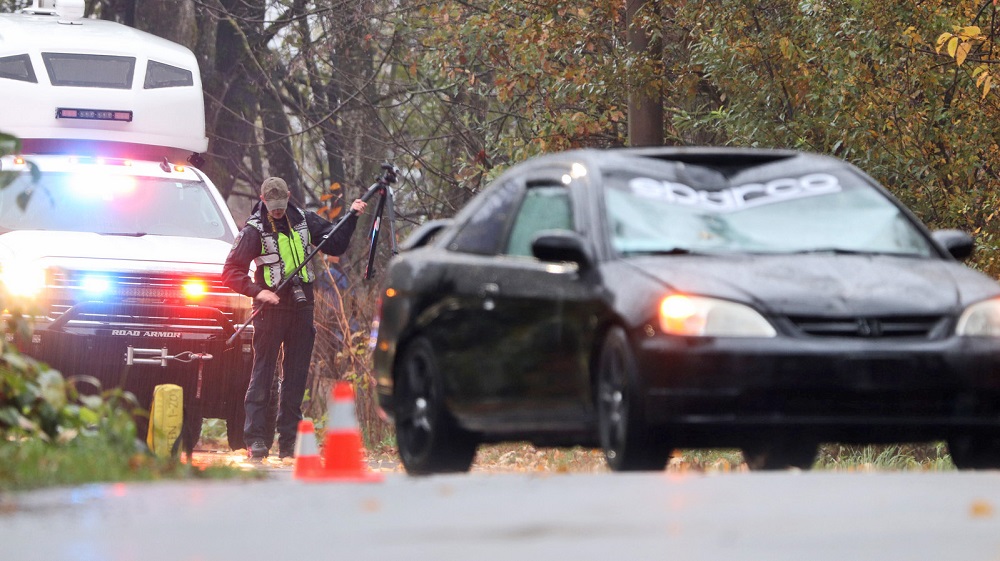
(0, 8, 208, 160)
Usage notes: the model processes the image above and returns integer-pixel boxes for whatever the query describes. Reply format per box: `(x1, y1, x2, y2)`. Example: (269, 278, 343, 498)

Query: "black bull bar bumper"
(23, 302, 253, 419)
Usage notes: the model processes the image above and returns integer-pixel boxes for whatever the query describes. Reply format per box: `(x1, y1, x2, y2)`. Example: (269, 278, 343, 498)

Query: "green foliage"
(377, 0, 1000, 265)
(673, 0, 1000, 271)
(0, 353, 92, 441)
(0, 431, 250, 491)
(383, 0, 631, 207)
(815, 443, 954, 471)
(0, 346, 239, 490)
(0, 351, 250, 490)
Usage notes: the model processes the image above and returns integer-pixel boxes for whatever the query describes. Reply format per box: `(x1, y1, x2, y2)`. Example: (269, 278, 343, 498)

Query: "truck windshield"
(0, 172, 233, 242)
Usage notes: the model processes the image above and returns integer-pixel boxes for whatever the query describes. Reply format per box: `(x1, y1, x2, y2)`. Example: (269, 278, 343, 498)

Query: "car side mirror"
(931, 229, 975, 261)
(531, 229, 592, 268)
(400, 219, 453, 251)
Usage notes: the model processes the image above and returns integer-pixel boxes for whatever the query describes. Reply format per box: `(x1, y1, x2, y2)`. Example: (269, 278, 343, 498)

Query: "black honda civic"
(371, 146, 1000, 474)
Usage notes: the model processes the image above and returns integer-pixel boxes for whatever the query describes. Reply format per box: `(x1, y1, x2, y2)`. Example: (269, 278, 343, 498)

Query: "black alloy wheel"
(596, 326, 672, 472)
(948, 435, 1000, 470)
(394, 337, 477, 475)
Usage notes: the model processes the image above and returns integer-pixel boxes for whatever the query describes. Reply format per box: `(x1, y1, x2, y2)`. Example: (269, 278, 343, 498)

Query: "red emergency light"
(56, 107, 133, 122)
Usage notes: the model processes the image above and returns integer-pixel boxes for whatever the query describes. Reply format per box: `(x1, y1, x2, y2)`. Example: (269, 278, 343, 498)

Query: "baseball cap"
(260, 177, 289, 211)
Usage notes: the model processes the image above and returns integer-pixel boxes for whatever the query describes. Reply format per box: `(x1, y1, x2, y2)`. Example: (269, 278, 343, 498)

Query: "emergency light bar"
(56, 108, 133, 122)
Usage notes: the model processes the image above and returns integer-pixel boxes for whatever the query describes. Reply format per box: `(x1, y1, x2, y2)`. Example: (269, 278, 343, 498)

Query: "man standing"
(223, 177, 367, 461)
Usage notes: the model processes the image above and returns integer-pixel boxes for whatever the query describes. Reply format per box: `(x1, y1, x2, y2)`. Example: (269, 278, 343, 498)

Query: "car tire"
(596, 326, 672, 472)
(394, 337, 477, 475)
(947, 435, 1000, 469)
(742, 438, 818, 470)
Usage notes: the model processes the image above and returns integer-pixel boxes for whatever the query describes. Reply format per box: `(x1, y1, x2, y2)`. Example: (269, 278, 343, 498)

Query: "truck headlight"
(1, 262, 47, 298)
(956, 298, 1000, 336)
(659, 294, 776, 337)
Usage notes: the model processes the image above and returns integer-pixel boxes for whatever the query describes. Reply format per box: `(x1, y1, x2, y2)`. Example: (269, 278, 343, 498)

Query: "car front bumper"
(634, 331, 1000, 441)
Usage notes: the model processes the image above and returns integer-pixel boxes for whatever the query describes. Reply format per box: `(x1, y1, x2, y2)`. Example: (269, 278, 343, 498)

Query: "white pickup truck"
(0, 1, 255, 452)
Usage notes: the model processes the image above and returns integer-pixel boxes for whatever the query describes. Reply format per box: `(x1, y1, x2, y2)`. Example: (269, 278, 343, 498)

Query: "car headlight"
(659, 294, 777, 337)
(956, 298, 1000, 336)
(0, 262, 48, 298)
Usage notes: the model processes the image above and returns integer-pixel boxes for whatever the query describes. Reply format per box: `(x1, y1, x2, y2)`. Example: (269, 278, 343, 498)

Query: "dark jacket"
(222, 202, 358, 308)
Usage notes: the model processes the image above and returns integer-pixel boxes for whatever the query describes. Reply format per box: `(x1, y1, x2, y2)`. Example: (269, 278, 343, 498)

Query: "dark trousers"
(244, 304, 315, 451)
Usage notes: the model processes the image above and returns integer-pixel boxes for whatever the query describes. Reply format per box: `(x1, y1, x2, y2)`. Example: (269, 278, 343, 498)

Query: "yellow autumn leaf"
(956, 41, 971, 66)
(778, 36, 791, 58)
(969, 500, 994, 518)
(936, 32, 953, 54)
(984, 75, 993, 99)
(960, 26, 982, 39)
(947, 36, 959, 57)
(973, 65, 987, 78)
(976, 69, 989, 87)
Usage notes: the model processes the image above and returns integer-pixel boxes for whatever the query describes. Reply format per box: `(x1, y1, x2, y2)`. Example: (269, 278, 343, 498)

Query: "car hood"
(624, 254, 1000, 316)
(0, 230, 232, 275)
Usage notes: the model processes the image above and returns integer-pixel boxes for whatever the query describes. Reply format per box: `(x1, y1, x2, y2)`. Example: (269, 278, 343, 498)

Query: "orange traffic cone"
(292, 419, 323, 480)
(315, 381, 383, 482)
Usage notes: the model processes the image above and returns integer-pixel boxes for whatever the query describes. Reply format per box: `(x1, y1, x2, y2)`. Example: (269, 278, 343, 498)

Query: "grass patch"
(367, 441, 958, 474)
(815, 442, 954, 472)
(0, 435, 255, 492)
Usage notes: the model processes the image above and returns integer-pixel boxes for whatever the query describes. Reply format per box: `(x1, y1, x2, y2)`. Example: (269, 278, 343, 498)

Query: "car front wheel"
(596, 326, 672, 472)
(394, 337, 477, 475)
(948, 435, 1000, 469)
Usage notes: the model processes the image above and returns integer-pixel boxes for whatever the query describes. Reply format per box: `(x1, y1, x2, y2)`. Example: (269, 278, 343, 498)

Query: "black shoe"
(278, 437, 295, 460)
(248, 440, 269, 461)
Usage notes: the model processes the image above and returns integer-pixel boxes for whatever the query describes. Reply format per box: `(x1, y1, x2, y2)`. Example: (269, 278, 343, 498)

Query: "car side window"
(505, 185, 573, 257)
(448, 179, 523, 255)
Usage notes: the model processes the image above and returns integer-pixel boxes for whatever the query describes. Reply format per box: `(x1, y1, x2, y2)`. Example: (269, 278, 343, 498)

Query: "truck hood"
(624, 253, 1000, 316)
(0, 230, 232, 274)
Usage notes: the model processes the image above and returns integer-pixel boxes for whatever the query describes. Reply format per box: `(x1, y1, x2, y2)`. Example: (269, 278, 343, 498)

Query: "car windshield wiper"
(788, 248, 917, 257)
(624, 247, 702, 256)
(99, 232, 148, 237)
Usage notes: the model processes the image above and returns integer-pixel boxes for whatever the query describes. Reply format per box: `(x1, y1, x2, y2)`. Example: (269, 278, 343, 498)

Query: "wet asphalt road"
(3, 469, 1000, 561)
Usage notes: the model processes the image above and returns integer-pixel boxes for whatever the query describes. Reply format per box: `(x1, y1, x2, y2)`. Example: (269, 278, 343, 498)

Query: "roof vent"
(22, 0, 86, 20)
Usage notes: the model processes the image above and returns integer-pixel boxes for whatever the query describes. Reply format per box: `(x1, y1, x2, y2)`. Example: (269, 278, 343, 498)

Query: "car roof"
(514, 146, 832, 174)
(480, 147, 865, 208)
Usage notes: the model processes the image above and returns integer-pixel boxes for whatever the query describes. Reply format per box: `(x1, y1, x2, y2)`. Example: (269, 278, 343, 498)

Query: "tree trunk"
(134, 0, 196, 50)
(626, 0, 664, 147)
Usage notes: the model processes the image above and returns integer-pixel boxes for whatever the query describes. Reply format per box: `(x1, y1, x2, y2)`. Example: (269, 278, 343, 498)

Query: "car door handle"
(479, 283, 500, 297)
